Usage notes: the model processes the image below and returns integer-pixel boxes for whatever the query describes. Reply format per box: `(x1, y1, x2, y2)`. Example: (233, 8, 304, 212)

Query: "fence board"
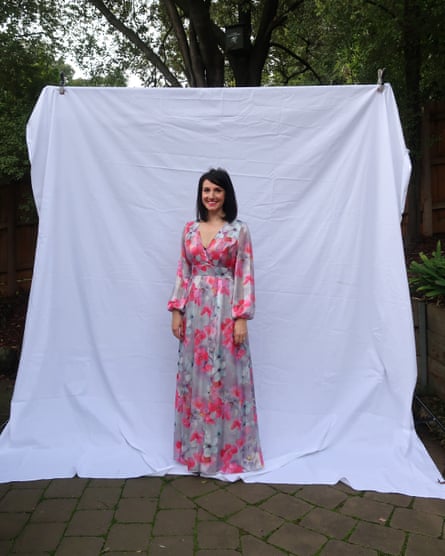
(0, 182, 37, 296)
(422, 102, 445, 236)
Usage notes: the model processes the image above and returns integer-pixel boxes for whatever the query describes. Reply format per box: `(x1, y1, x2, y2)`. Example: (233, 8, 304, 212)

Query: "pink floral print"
(168, 220, 263, 474)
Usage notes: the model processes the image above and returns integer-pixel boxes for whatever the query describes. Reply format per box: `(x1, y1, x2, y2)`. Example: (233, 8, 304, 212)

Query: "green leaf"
(409, 241, 445, 301)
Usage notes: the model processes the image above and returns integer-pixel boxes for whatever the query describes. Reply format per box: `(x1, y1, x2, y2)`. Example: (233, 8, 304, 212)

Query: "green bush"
(409, 241, 445, 302)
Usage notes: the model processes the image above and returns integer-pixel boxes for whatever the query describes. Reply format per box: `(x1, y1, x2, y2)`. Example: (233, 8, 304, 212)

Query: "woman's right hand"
(171, 310, 184, 340)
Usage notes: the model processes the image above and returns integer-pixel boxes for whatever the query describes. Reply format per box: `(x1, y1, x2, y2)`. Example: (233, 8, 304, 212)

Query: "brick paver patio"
(0, 467, 444, 555)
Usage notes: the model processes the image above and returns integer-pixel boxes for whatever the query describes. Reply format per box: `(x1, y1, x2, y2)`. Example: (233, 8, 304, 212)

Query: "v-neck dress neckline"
(198, 221, 227, 249)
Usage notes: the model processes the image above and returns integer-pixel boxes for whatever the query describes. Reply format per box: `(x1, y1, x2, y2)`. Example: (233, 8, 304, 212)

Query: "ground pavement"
(0, 379, 445, 556)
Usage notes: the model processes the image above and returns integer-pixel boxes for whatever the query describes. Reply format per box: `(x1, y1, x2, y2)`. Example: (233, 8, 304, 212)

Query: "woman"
(168, 168, 263, 474)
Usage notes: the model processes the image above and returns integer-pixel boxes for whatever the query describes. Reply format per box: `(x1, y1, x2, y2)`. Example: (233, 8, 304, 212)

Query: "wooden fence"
(421, 102, 445, 235)
(413, 299, 445, 401)
(0, 182, 37, 297)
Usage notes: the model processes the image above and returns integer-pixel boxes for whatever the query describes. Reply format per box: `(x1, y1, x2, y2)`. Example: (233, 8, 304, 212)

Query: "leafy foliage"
(0, 32, 63, 184)
(409, 241, 445, 302)
(70, 69, 127, 87)
(0, 1, 129, 184)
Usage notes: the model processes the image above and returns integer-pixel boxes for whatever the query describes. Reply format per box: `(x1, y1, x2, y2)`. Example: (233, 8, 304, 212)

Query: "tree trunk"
(188, 1, 224, 86)
(227, 0, 279, 86)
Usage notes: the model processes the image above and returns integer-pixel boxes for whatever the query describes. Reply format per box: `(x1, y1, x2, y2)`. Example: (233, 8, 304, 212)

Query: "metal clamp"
(59, 71, 66, 95)
(377, 68, 386, 92)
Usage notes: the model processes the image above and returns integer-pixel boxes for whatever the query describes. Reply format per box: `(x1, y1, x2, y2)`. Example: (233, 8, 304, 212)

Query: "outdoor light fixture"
(225, 24, 248, 53)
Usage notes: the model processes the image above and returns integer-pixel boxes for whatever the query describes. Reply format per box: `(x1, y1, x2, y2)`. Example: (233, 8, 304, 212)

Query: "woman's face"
(201, 179, 225, 215)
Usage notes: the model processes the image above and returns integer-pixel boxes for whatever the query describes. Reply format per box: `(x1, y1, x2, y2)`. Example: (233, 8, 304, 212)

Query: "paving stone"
(349, 521, 406, 554)
(339, 496, 393, 523)
(228, 506, 283, 537)
(11, 480, 51, 490)
(197, 520, 239, 549)
(87, 478, 125, 488)
(390, 506, 443, 537)
(114, 497, 157, 523)
(197, 489, 246, 518)
(271, 483, 302, 495)
(105, 523, 151, 551)
(197, 508, 217, 521)
(240, 534, 285, 556)
(413, 496, 445, 516)
(105, 553, 151, 556)
(196, 551, 240, 556)
(30, 498, 77, 522)
(268, 522, 327, 555)
(159, 484, 196, 508)
(44, 478, 88, 499)
(65, 509, 113, 536)
(320, 539, 376, 555)
(0, 483, 10, 500)
(153, 508, 196, 536)
(8, 552, 49, 556)
(77, 486, 121, 510)
(148, 535, 194, 555)
(170, 476, 221, 498)
(226, 482, 276, 504)
(8, 553, 49, 556)
(300, 507, 357, 539)
(0, 489, 42, 512)
(0, 512, 29, 539)
(121, 477, 163, 498)
(260, 492, 313, 521)
(54, 536, 104, 556)
(405, 532, 445, 556)
(12, 522, 66, 552)
(0, 540, 12, 555)
(332, 482, 358, 495)
(298, 485, 348, 509)
(363, 491, 413, 508)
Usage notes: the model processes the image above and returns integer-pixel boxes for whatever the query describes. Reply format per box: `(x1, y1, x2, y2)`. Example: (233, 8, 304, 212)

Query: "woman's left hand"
(234, 318, 248, 345)
(171, 310, 184, 341)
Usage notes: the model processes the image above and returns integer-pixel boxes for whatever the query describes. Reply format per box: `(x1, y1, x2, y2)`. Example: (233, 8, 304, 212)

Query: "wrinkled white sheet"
(1, 84, 443, 498)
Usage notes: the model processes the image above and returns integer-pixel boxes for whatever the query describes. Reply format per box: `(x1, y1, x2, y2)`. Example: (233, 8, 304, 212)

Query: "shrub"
(409, 241, 445, 302)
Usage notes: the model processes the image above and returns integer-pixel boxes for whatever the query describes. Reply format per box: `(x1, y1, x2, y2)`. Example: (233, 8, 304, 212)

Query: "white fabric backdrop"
(0, 84, 443, 497)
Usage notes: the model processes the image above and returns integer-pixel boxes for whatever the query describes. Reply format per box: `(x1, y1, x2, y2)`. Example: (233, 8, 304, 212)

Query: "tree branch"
(282, 66, 311, 85)
(162, 0, 196, 85)
(363, 0, 396, 19)
(188, 22, 207, 87)
(270, 41, 322, 83)
(262, 0, 305, 36)
(248, 0, 284, 80)
(87, 0, 181, 86)
(256, 0, 280, 41)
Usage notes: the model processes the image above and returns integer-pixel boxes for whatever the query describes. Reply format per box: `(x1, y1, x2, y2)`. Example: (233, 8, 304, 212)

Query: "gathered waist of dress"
(191, 266, 233, 279)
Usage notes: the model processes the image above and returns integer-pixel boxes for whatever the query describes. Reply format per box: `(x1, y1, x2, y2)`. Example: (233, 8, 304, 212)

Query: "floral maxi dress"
(168, 220, 264, 474)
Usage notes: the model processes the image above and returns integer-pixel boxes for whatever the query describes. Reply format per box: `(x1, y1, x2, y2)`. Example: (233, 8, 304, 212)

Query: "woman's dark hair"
(196, 168, 238, 222)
